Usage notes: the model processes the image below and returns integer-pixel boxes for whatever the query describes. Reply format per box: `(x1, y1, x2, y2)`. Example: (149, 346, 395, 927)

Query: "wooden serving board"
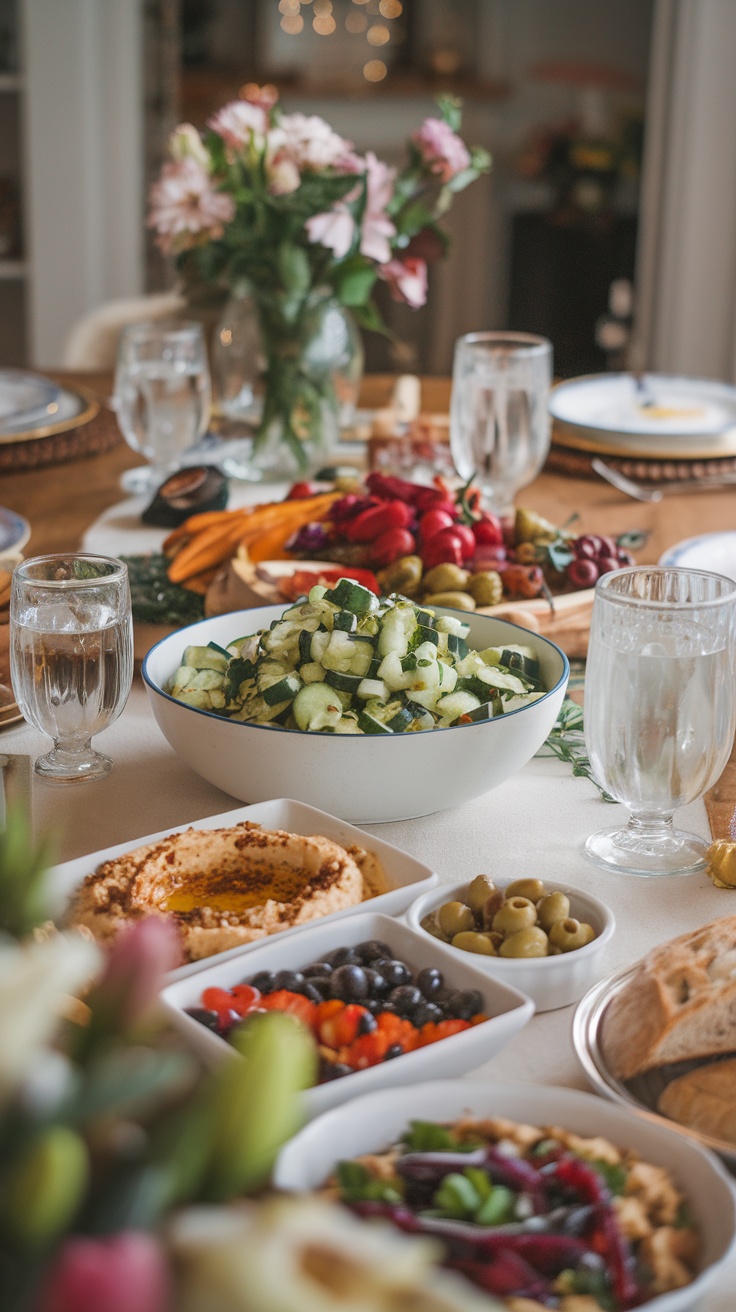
(705, 735, 736, 840)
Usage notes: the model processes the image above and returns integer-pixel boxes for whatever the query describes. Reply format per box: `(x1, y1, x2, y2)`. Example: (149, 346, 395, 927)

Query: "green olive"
(487, 930, 504, 951)
(420, 910, 449, 942)
(537, 891, 571, 931)
(422, 564, 470, 595)
(451, 931, 497, 956)
(492, 897, 538, 936)
(480, 889, 505, 929)
(548, 918, 597, 952)
(438, 900, 476, 939)
(466, 875, 497, 914)
(424, 591, 476, 612)
(505, 878, 547, 902)
(499, 926, 549, 958)
(378, 554, 423, 596)
(466, 571, 504, 607)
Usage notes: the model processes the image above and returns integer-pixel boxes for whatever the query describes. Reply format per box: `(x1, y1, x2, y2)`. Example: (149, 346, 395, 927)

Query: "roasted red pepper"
(368, 526, 416, 566)
(347, 500, 414, 544)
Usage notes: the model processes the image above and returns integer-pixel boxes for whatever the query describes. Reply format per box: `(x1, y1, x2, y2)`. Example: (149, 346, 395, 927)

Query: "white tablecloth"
(3, 683, 735, 1308)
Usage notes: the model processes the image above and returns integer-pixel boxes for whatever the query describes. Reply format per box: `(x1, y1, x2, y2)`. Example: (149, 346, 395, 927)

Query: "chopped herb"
(336, 1160, 402, 1204)
(402, 1121, 460, 1153)
(434, 1172, 482, 1219)
(121, 554, 205, 626)
(589, 1159, 628, 1196)
(538, 697, 616, 802)
(73, 559, 115, 579)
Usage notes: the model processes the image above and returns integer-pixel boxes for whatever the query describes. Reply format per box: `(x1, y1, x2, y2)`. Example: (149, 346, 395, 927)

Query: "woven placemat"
(0, 395, 122, 471)
(546, 441, 736, 482)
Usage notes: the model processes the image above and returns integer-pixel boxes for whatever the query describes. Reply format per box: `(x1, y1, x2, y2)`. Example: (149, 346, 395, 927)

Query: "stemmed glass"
(584, 566, 736, 876)
(114, 321, 211, 495)
(10, 555, 133, 782)
(450, 332, 553, 515)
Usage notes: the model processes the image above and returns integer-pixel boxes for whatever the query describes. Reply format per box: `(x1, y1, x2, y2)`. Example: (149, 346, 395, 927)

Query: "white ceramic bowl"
(142, 605, 569, 823)
(161, 911, 534, 1118)
(407, 878, 615, 1011)
(275, 1078, 736, 1312)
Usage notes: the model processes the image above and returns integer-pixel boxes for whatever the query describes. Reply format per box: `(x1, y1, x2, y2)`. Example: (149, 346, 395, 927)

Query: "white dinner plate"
(550, 373, 736, 441)
(0, 506, 30, 555)
(659, 532, 736, 582)
(0, 384, 93, 442)
(0, 369, 60, 430)
(47, 796, 438, 981)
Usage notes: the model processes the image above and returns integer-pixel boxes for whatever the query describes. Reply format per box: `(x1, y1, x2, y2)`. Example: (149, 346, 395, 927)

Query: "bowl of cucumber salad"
(142, 578, 569, 822)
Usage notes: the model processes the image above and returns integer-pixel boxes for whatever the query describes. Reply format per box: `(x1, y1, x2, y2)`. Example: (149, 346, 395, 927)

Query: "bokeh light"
(313, 13, 337, 34)
(280, 13, 304, 32)
(345, 10, 368, 32)
(363, 59, 387, 81)
(367, 23, 390, 45)
(313, 0, 333, 12)
(379, 0, 402, 16)
(278, 0, 301, 14)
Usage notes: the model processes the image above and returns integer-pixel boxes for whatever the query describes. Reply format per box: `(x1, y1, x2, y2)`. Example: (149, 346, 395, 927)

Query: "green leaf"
(589, 1158, 628, 1196)
(352, 299, 391, 337)
(435, 93, 463, 133)
(333, 257, 377, 307)
(402, 1120, 459, 1152)
(475, 1183, 516, 1225)
(277, 243, 311, 297)
(434, 1171, 482, 1218)
(0, 809, 55, 938)
(336, 1160, 402, 1204)
(62, 1049, 195, 1125)
(394, 199, 434, 238)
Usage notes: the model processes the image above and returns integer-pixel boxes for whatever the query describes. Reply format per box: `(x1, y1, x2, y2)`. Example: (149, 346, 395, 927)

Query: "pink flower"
(412, 117, 471, 183)
(208, 100, 267, 151)
(359, 151, 396, 264)
(278, 113, 352, 171)
(265, 128, 301, 196)
(305, 207, 355, 259)
(168, 122, 209, 170)
(148, 157, 235, 255)
(89, 917, 182, 1032)
(378, 257, 428, 309)
(33, 1232, 170, 1312)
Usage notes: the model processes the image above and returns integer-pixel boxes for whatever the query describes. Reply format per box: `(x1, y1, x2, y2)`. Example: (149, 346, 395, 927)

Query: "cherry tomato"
(473, 544, 507, 570)
(201, 986, 237, 1015)
(421, 527, 465, 570)
(451, 523, 477, 562)
(345, 1030, 392, 1070)
(346, 500, 413, 544)
(472, 515, 503, 546)
(259, 989, 318, 1031)
(229, 983, 262, 1016)
(418, 508, 455, 541)
(369, 526, 416, 567)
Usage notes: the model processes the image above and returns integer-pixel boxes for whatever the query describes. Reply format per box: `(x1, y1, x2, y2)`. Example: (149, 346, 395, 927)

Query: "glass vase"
(212, 282, 363, 479)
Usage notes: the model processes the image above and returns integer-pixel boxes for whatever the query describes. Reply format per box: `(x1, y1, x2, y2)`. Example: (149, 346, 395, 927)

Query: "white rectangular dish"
(161, 911, 534, 1118)
(48, 797, 437, 981)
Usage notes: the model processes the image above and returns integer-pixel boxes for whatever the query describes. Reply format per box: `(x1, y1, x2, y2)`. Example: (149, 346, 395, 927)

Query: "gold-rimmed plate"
(0, 385, 98, 444)
(573, 966, 736, 1169)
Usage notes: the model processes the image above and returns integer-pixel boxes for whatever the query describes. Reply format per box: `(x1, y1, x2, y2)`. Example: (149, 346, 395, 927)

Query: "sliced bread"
(658, 1059, 736, 1145)
(602, 915, 736, 1079)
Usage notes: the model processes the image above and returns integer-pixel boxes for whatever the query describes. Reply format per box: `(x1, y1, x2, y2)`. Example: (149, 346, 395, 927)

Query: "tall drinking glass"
(584, 567, 736, 876)
(114, 321, 211, 494)
(450, 332, 552, 515)
(10, 555, 133, 782)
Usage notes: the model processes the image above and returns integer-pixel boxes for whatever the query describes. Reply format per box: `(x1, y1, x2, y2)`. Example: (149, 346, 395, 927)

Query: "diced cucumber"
(292, 683, 344, 732)
(436, 690, 481, 721)
(324, 669, 363, 694)
(387, 704, 414, 732)
(366, 656, 382, 679)
(436, 660, 457, 693)
(356, 677, 389, 701)
(436, 614, 471, 638)
(321, 629, 358, 673)
(333, 716, 362, 735)
(322, 578, 378, 614)
(308, 584, 328, 604)
(188, 668, 226, 691)
(404, 699, 436, 731)
(178, 688, 215, 710)
(377, 604, 416, 658)
(414, 624, 439, 648)
(182, 645, 228, 672)
(207, 640, 231, 659)
(377, 651, 411, 692)
(299, 661, 325, 685)
(500, 647, 541, 682)
(357, 708, 394, 734)
(415, 608, 436, 628)
(171, 665, 196, 694)
(262, 674, 302, 706)
(446, 633, 469, 660)
(333, 609, 358, 633)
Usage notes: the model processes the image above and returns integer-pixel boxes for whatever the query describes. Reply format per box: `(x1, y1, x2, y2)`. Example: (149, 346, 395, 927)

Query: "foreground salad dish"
(167, 578, 547, 733)
(329, 1116, 699, 1310)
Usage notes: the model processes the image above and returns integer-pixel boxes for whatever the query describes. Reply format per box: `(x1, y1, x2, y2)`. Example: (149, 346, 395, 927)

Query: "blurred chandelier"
(278, 0, 404, 82)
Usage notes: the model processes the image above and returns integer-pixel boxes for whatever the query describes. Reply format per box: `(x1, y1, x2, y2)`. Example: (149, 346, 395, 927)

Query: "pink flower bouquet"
(149, 88, 489, 470)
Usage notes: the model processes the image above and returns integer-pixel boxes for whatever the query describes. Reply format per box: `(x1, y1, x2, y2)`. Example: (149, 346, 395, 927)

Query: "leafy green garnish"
(335, 1160, 402, 1205)
(73, 559, 114, 579)
(225, 656, 257, 702)
(434, 1172, 481, 1218)
(589, 1159, 628, 1196)
(121, 554, 204, 627)
(566, 1264, 616, 1311)
(537, 697, 615, 802)
(432, 1170, 516, 1225)
(402, 1121, 460, 1153)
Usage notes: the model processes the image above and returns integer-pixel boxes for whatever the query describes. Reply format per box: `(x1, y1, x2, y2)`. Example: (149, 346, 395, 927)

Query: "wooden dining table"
(4, 371, 736, 563)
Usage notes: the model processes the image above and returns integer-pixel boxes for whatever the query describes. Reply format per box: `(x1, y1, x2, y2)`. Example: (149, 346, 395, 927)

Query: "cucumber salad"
(167, 577, 547, 735)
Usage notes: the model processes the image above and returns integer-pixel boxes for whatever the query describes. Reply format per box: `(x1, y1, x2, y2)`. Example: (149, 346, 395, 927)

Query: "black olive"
(356, 1010, 377, 1035)
(273, 970, 305, 992)
(388, 984, 423, 1016)
(330, 963, 369, 1002)
(300, 982, 324, 1004)
(320, 1061, 354, 1082)
(445, 988, 484, 1020)
(384, 1043, 403, 1061)
(302, 961, 334, 978)
(412, 1001, 444, 1027)
(357, 940, 393, 963)
(373, 958, 412, 989)
(185, 1007, 219, 1031)
(325, 946, 362, 967)
(247, 970, 276, 994)
(308, 976, 334, 999)
(363, 968, 389, 997)
(416, 967, 444, 999)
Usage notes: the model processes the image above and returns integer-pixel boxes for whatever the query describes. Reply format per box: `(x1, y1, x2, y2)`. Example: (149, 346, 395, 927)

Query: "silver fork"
(591, 457, 736, 502)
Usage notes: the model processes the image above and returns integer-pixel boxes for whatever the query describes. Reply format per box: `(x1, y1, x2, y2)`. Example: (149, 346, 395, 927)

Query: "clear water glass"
(114, 321, 211, 495)
(10, 555, 133, 782)
(584, 566, 736, 876)
(450, 332, 553, 515)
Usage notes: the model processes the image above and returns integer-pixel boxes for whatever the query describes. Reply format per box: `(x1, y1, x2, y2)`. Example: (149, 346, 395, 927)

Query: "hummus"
(68, 821, 367, 962)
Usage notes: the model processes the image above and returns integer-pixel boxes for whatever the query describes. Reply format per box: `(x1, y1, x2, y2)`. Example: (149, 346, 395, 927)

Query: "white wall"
(23, 0, 144, 367)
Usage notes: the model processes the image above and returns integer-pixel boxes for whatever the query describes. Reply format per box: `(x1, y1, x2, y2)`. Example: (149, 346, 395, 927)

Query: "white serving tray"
(49, 797, 438, 982)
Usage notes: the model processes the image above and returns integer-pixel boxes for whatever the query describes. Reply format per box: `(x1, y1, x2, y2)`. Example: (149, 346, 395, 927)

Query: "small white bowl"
(161, 911, 534, 1118)
(275, 1078, 736, 1312)
(142, 605, 569, 823)
(406, 878, 615, 1011)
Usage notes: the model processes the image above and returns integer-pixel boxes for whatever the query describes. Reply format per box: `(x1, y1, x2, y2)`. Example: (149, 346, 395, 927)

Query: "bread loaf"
(658, 1060, 736, 1144)
(602, 915, 736, 1079)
